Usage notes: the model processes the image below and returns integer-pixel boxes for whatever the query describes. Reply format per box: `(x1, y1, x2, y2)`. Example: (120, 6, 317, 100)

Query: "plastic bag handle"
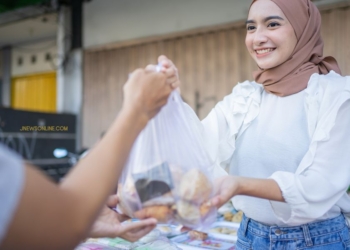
(155, 62, 182, 104)
(170, 90, 182, 103)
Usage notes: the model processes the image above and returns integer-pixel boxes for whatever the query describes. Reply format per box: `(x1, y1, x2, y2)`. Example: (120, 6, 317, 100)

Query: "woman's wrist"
(233, 176, 244, 196)
(230, 176, 284, 202)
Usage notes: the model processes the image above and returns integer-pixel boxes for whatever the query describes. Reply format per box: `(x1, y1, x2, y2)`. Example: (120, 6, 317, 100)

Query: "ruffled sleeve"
(201, 81, 263, 176)
(269, 72, 350, 225)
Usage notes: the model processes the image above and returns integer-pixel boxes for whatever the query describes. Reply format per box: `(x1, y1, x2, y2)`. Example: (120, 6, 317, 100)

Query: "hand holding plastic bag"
(118, 87, 216, 229)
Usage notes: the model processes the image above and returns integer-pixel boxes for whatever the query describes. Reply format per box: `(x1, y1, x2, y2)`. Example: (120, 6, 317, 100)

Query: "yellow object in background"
(11, 72, 56, 113)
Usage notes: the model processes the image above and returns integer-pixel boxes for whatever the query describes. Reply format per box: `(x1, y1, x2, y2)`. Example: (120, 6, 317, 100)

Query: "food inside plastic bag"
(117, 90, 216, 229)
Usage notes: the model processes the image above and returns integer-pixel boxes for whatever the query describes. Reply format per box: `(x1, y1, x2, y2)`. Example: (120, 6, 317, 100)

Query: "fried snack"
(223, 211, 234, 221)
(188, 230, 208, 240)
(199, 202, 211, 217)
(179, 169, 212, 203)
(223, 210, 243, 223)
(231, 210, 243, 223)
(210, 227, 237, 235)
(176, 200, 201, 225)
(142, 191, 175, 207)
(134, 205, 174, 223)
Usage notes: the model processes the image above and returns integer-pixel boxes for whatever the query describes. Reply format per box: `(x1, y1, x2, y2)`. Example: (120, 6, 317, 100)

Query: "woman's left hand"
(210, 175, 284, 208)
(88, 195, 157, 242)
(210, 176, 240, 208)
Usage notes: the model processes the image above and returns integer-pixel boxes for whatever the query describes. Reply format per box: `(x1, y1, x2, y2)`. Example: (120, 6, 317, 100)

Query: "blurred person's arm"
(1, 69, 174, 250)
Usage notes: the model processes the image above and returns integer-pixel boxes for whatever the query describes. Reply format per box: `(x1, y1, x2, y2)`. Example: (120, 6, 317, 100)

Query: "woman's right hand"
(122, 68, 172, 122)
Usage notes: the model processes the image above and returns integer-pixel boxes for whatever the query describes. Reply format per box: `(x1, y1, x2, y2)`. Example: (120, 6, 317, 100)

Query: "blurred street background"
(0, 0, 349, 180)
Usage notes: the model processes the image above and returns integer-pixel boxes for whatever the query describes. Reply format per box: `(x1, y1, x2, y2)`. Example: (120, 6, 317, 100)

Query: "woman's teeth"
(256, 48, 274, 54)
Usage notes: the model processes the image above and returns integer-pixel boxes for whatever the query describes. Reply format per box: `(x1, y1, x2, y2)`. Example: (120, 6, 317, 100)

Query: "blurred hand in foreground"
(89, 195, 157, 242)
(123, 68, 172, 122)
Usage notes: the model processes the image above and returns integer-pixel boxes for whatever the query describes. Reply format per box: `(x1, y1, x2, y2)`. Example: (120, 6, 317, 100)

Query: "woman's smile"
(255, 48, 276, 58)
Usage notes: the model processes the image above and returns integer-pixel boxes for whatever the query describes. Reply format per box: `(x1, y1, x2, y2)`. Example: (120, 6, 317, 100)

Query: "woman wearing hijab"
(154, 0, 350, 248)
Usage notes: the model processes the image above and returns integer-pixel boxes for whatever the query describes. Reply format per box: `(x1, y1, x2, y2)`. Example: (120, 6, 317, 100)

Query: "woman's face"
(245, 0, 298, 70)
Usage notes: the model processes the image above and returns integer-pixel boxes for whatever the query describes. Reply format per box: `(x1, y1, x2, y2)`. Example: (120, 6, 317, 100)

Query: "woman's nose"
(253, 29, 268, 46)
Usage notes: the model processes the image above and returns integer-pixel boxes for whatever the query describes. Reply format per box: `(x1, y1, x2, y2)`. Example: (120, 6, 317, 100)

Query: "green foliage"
(0, 0, 48, 14)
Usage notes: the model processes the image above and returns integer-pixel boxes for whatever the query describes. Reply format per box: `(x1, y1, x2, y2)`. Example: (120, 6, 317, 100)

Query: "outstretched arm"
(1, 69, 173, 250)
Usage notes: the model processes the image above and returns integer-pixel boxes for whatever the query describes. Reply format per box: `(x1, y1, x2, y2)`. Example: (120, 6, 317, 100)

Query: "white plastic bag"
(118, 91, 216, 229)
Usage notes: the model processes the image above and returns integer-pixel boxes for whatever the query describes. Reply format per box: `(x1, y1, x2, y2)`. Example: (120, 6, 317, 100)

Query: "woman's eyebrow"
(246, 16, 284, 25)
(264, 16, 284, 22)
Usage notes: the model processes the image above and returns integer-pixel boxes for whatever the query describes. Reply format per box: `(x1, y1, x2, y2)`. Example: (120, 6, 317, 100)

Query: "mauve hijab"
(250, 0, 341, 96)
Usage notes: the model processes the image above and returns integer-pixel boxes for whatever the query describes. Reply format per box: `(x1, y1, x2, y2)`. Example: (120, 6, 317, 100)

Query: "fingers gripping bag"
(117, 90, 216, 229)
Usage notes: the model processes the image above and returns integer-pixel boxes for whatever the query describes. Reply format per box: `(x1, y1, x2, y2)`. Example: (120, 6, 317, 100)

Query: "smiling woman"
(247, 0, 341, 97)
(245, 2, 298, 71)
(156, 0, 350, 249)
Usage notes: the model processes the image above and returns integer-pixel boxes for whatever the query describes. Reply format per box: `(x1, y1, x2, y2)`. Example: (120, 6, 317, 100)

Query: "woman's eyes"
(246, 22, 280, 31)
(246, 25, 256, 31)
(268, 22, 280, 28)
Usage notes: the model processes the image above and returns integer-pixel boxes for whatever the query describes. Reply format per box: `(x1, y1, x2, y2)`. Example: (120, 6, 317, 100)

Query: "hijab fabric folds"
(251, 0, 341, 96)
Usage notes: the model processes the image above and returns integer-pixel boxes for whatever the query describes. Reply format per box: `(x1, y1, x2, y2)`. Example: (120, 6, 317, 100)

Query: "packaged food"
(134, 205, 174, 222)
(171, 233, 236, 250)
(223, 210, 243, 223)
(188, 230, 208, 240)
(178, 169, 212, 203)
(118, 91, 217, 228)
(209, 221, 240, 241)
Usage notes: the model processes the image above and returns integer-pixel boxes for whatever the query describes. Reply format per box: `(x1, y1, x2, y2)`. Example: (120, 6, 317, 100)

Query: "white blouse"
(198, 71, 350, 226)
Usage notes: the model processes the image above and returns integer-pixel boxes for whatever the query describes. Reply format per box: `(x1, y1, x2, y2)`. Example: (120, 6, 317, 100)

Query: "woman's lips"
(255, 48, 275, 58)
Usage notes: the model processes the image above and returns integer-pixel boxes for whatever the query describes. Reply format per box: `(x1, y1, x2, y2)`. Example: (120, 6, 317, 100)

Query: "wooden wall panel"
(83, 6, 350, 147)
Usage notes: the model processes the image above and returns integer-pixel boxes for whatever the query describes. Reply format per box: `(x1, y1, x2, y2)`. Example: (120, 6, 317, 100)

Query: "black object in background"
(0, 108, 76, 181)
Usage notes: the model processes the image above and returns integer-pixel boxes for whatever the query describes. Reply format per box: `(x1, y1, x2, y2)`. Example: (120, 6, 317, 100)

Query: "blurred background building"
(0, 0, 349, 179)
